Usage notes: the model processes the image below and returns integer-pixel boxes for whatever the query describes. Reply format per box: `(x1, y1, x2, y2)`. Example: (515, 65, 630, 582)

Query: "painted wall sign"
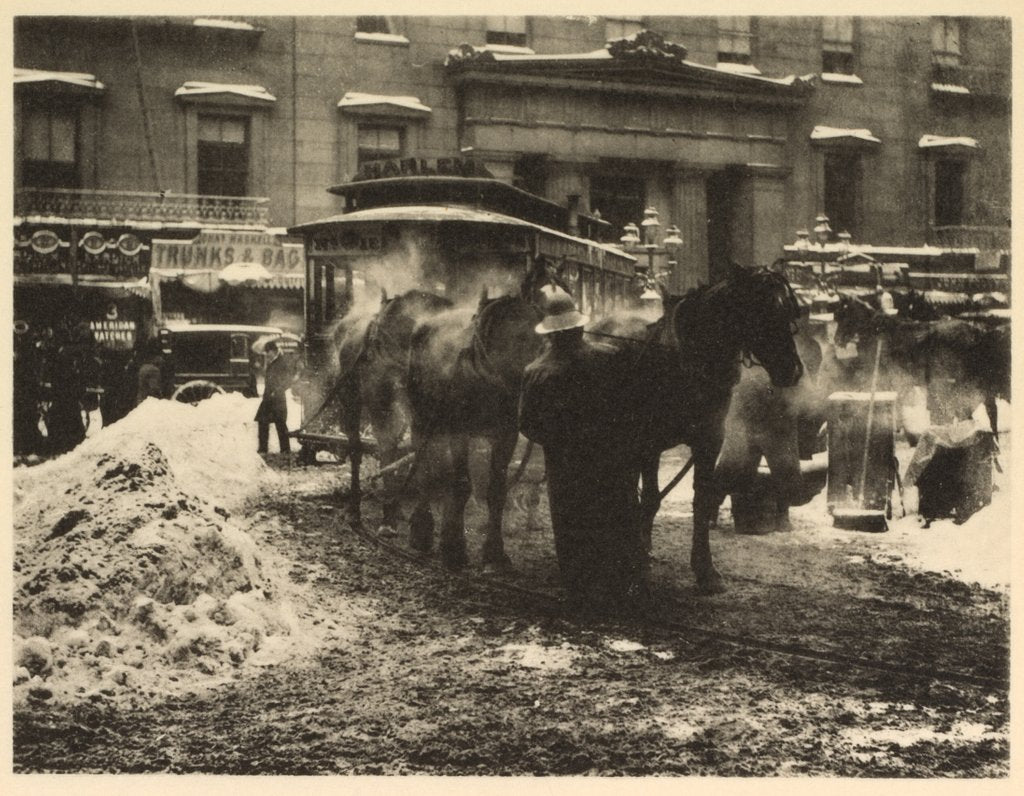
(354, 156, 494, 182)
(90, 319, 137, 350)
(151, 231, 304, 272)
(307, 226, 385, 257)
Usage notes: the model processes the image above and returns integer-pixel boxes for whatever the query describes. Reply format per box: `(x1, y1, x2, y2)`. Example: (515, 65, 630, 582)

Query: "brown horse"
(332, 289, 453, 524)
(589, 263, 804, 593)
(405, 289, 543, 571)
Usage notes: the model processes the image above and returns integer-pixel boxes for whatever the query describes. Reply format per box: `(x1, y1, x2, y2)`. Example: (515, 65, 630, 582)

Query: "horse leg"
(408, 435, 435, 554)
(372, 406, 406, 531)
(638, 454, 661, 554)
(481, 430, 517, 571)
(691, 446, 727, 595)
(340, 384, 363, 521)
(439, 433, 471, 571)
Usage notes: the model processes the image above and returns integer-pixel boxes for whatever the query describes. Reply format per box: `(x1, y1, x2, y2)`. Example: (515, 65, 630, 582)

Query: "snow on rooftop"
(716, 61, 762, 76)
(337, 92, 431, 114)
(14, 67, 105, 90)
(175, 81, 276, 102)
(810, 125, 881, 144)
(919, 134, 979, 149)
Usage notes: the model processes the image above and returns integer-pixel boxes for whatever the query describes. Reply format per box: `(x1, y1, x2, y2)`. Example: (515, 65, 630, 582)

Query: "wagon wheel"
(172, 380, 225, 404)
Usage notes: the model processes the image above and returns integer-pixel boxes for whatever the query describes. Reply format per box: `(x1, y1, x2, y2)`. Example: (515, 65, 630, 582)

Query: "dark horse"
(405, 286, 544, 571)
(591, 263, 804, 594)
(833, 293, 1010, 436)
(332, 289, 453, 524)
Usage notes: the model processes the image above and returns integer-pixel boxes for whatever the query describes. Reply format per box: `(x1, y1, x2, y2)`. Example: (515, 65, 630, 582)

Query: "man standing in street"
(256, 341, 293, 456)
(518, 287, 646, 611)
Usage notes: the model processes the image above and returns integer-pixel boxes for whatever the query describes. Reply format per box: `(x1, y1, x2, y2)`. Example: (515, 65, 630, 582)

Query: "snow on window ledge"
(821, 72, 864, 85)
(193, 18, 257, 32)
(354, 32, 410, 46)
(931, 82, 970, 95)
(481, 43, 536, 55)
(716, 62, 762, 76)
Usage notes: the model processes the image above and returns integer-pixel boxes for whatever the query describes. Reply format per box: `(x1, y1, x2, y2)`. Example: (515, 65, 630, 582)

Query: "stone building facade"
(14, 15, 1011, 296)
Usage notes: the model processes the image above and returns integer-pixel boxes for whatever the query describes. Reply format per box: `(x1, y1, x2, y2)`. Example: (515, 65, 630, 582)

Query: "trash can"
(827, 391, 898, 532)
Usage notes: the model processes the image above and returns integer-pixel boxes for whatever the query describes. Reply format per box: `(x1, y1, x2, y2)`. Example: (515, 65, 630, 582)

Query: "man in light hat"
(519, 287, 647, 610)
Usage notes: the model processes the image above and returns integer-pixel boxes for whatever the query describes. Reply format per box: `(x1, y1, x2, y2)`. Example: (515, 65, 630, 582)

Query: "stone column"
(745, 164, 791, 267)
(670, 166, 709, 294)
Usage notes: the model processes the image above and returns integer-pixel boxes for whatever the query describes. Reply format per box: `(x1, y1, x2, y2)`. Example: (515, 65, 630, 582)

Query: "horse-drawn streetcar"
(287, 162, 637, 458)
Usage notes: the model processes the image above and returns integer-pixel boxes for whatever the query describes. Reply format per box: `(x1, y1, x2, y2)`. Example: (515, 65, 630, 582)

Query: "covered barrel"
(827, 391, 898, 531)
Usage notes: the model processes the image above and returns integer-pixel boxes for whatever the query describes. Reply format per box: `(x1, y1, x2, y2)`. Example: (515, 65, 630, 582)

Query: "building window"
(486, 16, 527, 48)
(21, 105, 78, 188)
(197, 114, 249, 196)
(934, 159, 965, 226)
(589, 174, 645, 241)
(606, 17, 642, 41)
(932, 17, 961, 68)
(823, 151, 862, 238)
(357, 125, 403, 170)
(717, 16, 753, 65)
(822, 16, 855, 75)
(356, 16, 390, 35)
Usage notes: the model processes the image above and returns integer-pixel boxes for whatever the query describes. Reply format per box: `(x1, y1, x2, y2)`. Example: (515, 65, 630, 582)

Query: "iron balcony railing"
(15, 187, 271, 228)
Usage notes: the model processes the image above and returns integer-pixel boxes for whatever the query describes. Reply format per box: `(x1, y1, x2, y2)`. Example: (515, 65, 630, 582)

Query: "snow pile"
(12, 393, 309, 704)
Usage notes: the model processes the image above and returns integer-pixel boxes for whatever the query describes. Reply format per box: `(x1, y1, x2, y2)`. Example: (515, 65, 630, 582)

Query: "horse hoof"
(695, 569, 727, 595)
(377, 524, 397, 538)
(441, 544, 469, 572)
(482, 556, 514, 576)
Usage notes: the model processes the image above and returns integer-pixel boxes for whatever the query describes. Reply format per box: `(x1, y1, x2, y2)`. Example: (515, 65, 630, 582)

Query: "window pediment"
(175, 82, 276, 108)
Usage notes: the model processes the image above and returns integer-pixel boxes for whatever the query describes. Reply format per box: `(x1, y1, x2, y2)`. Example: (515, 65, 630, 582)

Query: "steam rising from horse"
(332, 290, 453, 524)
(405, 289, 543, 570)
(592, 263, 804, 593)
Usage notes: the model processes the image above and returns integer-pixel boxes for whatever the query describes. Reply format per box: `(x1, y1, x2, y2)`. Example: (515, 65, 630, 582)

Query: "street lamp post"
(621, 207, 684, 295)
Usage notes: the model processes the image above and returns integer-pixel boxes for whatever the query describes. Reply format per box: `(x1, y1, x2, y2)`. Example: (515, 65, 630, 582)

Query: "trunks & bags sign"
(151, 231, 304, 272)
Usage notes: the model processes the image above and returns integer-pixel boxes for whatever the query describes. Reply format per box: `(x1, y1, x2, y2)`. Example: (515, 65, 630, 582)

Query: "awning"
(918, 134, 980, 150)
(14, 68, 105, 93)
(174, 81, 276, 103)
(810, 125, 880, 145)
(338, 92, 432, 117)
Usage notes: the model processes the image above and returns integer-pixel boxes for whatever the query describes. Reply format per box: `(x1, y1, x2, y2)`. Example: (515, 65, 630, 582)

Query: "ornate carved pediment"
(605, 30, 688, 63)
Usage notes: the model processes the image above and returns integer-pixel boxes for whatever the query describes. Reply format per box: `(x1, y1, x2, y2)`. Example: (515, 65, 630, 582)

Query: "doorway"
(706, 168, 740, 285)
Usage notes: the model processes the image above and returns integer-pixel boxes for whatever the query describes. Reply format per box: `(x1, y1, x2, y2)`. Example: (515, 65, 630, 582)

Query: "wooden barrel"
(827, 391, 897, 531)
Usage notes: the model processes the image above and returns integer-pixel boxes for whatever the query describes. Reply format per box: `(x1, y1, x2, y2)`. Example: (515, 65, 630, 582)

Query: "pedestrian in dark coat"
(46, 341, 88, 455)
(135, 343, 164, 406)
(13, 324, 44, 456)
(256, 341, 292, 454)
(518, 288, 646, 609)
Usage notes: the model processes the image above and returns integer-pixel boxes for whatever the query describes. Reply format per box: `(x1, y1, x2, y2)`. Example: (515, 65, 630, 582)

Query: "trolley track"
(342, 508, 1008, 694)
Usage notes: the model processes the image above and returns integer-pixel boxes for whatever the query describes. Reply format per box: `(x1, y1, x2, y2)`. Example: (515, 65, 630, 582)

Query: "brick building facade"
(14, 15, 1011, 299)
